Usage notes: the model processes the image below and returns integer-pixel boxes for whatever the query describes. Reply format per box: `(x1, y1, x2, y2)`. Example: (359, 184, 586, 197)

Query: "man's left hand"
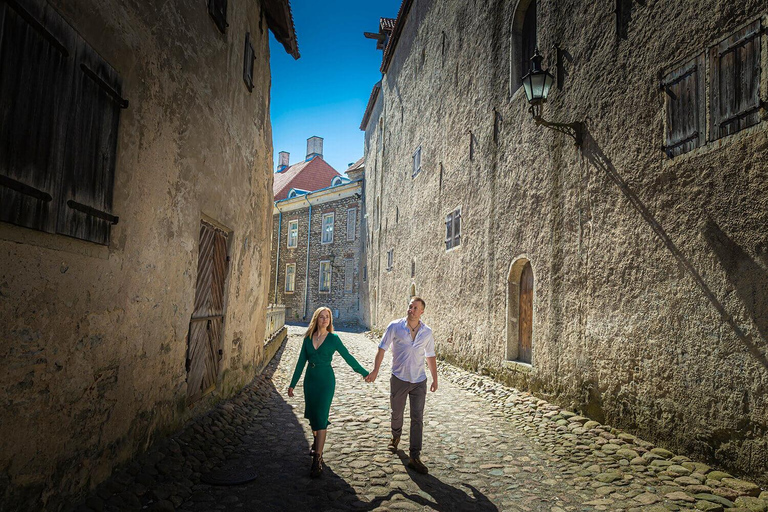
(430, 381, 438, 392)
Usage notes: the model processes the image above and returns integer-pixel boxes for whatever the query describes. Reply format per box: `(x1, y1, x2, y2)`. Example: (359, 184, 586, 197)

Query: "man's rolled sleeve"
(424, 330, 436, 358)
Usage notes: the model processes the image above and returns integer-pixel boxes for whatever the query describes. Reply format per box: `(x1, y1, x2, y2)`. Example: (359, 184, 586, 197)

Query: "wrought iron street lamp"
(522, 48, 583, 147)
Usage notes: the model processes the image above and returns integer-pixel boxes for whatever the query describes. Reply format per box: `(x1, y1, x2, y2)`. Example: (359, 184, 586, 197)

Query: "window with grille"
(661, 53, 705, 158)
(709, 20, 762, 141)
(445, 208, 461, 250)
(287, 219, 298, 248)
(319, 261, 331, 293)
(387, 249, 393, 271)
(285, 264, 296, 293)
(208, 0, 228, 33)
(0, 1, 126, 246)
(321, 213, 334, 244)
(346, 208, 356, 241)
(344, 259, 354, 293)
(412, 146, 422, 177)
(243, 32, 255, 92)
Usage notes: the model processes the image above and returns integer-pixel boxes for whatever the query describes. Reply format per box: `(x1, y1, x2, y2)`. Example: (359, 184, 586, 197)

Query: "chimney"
(306, 136, 323, 161)
(277, 151, 290, 172)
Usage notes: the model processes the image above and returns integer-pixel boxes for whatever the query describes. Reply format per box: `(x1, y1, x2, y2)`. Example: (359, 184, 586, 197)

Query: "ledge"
(503, 360, 533, 373)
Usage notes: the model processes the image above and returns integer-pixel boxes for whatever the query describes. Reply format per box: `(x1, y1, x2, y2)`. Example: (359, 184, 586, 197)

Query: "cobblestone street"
(77, 326, 767, 512)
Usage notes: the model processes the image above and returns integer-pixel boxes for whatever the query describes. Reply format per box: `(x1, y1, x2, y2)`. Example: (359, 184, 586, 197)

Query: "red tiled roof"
(360, 82, 381, 131)
(273, 156, 341, 200)
(381, 0, 414, 73)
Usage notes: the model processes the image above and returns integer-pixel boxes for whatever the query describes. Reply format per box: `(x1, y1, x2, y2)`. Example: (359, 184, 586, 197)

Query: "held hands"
(287, 387, 294, 397)
(364, 369, 378, 383)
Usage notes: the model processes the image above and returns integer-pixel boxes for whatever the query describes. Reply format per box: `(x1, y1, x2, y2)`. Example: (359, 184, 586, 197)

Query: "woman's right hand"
(287, 387, 294, 397)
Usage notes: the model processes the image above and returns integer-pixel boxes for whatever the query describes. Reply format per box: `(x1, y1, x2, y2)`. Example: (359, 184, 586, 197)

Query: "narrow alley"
(75, 327, 766, 512)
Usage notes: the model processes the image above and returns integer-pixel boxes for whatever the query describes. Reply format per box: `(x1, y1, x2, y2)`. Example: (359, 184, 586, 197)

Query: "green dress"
(289, 332, 369, 430)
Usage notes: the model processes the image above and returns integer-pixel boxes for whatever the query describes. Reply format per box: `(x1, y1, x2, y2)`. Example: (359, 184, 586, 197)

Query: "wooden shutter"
(662, 53, 705, 158)
(615, 0, 631, 40)
(243, 32, 254, 92)
(453, 210, 461, 247)
(518, 262, 533, 364)
(208, 0, 228, 34)
(0, 1, 74, 233)
(520, 1, 536, 82)
(58, 37, 124, 245)
(710, 20, 762, 140)
(187, 221, 229, 404)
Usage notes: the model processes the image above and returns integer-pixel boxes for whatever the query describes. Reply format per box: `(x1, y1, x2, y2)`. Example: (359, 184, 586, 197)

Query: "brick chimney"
(277, 151, 289, 172)
(306, 136, 323, 161)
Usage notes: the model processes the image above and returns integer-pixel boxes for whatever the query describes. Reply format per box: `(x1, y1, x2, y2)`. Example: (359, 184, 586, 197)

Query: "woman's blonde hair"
(305, 307, 334, 338)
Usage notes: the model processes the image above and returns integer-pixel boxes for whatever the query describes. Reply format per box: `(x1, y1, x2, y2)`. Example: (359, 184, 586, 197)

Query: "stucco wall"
(364, 0, 768, 483)
(0, 0, 276, 508)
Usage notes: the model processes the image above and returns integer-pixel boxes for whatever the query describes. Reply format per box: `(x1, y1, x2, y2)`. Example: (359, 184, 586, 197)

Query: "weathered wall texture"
(270, 182, 365, 326)
(0, 0, 278, 508)
(363, 0, 768, 484)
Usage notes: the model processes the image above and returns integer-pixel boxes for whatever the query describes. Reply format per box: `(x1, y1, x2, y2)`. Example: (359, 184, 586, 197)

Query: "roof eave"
(380, 0, 414, 73)
(263, 0, 300, 59)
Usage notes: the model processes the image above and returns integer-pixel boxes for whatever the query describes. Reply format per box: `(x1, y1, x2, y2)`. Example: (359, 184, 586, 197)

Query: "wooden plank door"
(186, 220, 229, 404)
(518, 262, 533, 364)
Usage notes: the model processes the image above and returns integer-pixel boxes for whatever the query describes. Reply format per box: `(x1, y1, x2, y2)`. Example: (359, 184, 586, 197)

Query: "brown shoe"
(387, 437, 400, 453)
(408, 456, 428, 474)
(310, 454, 324, 478)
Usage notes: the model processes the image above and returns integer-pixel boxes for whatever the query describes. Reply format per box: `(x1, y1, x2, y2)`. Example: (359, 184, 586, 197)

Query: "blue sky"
(269, 0, 402, 174)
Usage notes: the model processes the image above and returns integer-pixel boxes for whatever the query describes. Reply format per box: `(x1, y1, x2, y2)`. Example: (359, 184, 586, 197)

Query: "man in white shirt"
(365, 296, 437, 474)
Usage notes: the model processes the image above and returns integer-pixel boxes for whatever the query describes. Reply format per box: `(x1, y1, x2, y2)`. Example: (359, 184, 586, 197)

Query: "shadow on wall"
(580, 130, 768, 373)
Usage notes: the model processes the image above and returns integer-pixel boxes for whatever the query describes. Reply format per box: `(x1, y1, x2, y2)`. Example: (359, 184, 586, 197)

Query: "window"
(321, 213, 334, 244)
(319, 261, 331, 293)
(520, 1, 537, 83)
(344, 259, 354, 293)
(346, 208, 357, 241)
(412, 147, 422, 177)
(332, 176, 343, 186)
(662, 53, 705, 158)
(363, 265, 367, 282)
(208, 0, 228, 33)
(709, 20, 762, 141)
(387, 249, 394, 271)
(0, 1, 125, 245)
(287, 220, 298, 248)
(243, 32, 255, 92)
(445, 208, 461, 250)
(615, 0, 631, 40)
(285, 264, 296, 293)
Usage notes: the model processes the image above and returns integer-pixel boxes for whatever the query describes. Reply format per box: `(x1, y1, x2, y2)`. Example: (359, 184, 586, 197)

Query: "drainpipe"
(303, 194, 313, 320)
(273, 201, 283, 305)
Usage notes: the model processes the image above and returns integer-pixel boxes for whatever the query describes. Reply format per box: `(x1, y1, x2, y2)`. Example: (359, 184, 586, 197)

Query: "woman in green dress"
(288, 307, 370, 477)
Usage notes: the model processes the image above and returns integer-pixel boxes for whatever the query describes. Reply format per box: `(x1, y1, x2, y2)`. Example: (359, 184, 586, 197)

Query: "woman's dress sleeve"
(289, 338, 308, 388)
(334, 334, 369, 377)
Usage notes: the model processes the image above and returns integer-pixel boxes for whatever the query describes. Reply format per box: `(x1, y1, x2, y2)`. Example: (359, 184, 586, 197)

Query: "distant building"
(270, 147, 365, 326)
(0, 0, 297, 507)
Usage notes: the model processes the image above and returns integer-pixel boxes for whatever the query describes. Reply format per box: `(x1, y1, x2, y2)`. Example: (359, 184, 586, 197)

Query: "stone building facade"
(362, 0, 768, 484)
(271, 163, 365, 326)
(0, 0, 297, 508)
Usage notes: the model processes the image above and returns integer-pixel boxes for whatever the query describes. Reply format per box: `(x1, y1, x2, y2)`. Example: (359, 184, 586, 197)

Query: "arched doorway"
(507, 257, 534, 364)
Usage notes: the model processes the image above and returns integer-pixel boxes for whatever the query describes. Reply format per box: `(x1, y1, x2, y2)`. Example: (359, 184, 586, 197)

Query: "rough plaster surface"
(0, 0, 276, 508)
(362, 0, 768, 484)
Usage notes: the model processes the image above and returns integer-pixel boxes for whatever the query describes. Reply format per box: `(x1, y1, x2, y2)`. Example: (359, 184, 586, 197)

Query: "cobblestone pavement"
(74, 326, 767, 512)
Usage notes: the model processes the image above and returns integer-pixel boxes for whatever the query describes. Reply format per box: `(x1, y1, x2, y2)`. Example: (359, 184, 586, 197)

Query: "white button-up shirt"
(379, 317, 436, 383)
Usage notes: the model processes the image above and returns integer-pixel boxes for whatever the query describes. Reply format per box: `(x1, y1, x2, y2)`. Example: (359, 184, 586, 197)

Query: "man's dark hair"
(411, 296, 426, 309)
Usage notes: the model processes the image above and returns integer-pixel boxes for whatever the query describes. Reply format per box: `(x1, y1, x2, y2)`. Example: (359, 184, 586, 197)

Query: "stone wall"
(363, 0, 768, 484)
(270, 182, 365, 327)
(0, 0, 278, 508)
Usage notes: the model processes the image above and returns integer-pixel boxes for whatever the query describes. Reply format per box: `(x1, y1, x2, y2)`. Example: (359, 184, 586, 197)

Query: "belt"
(308, 362, 331, 368)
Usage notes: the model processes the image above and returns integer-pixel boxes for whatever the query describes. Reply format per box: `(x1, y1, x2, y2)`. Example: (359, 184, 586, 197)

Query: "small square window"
(412, 147, 421, 177)
(319, 261, 331, 293)
(287, 220, 298, 248)
(387, 249, 394, 271)
(322, 213, 334, 244)
(445, 208, 461, 250)
(243, 32, 255, 92)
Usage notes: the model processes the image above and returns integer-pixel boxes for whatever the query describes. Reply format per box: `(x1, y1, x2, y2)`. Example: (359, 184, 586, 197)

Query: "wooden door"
(186, 220, 229, 404)
(518, 262, 533, 364)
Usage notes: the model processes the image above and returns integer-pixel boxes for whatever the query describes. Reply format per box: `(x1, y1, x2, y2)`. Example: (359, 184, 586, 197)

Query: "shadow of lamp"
(522, 48, 583, 147)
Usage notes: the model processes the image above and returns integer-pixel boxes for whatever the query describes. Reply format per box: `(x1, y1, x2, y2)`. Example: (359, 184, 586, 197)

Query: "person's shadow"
(360, 451, 498, 511)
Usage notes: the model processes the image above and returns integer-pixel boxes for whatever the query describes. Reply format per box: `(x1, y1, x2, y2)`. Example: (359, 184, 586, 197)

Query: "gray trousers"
(390, 375, 427, 457)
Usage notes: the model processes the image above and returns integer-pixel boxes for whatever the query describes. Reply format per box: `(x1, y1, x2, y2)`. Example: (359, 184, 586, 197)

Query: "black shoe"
(310, 454, 324, 478)
(387, 437, 400, 453)
(408, 456, 428, 474)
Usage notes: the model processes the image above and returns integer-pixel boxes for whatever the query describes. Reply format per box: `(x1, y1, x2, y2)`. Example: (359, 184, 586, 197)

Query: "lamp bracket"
(530, 108, 584, 147)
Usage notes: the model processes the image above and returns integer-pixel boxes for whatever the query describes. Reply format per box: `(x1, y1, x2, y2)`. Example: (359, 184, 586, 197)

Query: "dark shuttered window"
(208, 0, 228, 34)
(445, 208, 461, 250)
(243, 32, 255, 92)
(520, 1, 536, 83)
(661, 53, 705, 158)
(0, 1, 125, 245)
(615, 0, 632, 41)
(710, 20, 762, 140)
